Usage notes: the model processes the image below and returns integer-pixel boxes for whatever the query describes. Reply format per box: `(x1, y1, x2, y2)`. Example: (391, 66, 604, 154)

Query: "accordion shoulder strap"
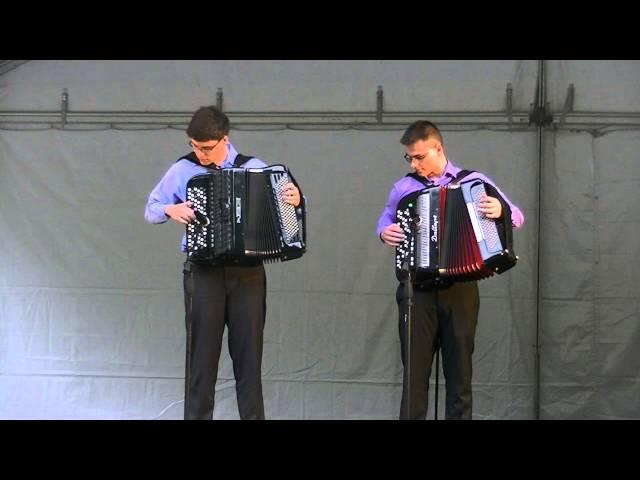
(177, 152, 219, 172)
(233, 153, 255, 167)
(177, 152, 199, 164)
(176, 151, 254, 169)
(448, 169, 476, 185)
(405, 172, 435, 188)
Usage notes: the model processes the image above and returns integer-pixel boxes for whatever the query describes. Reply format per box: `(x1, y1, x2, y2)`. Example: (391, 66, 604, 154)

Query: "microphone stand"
(401, 214, 419, 420)
(401, 260, 413, 420)
(434, 336, 440, 420)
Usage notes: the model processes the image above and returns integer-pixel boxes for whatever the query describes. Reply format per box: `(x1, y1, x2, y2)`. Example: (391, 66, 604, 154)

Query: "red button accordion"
(395, 179, 517, 283)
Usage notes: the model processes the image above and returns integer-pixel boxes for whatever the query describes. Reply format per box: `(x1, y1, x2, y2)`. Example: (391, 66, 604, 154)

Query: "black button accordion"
(185, 165, 306, 265)
(395, 179, 517, 283)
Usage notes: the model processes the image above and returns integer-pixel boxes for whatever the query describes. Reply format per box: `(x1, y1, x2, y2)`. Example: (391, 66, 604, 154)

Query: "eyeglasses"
(403, 153, 427, 163)
(189, 138, 223, 154)
(404, 146, 437, 163)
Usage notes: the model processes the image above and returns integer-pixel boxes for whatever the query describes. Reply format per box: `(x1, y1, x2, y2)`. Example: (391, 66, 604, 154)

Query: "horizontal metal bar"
(2, 109, 638, 118)
(0, 110, 531, 127)
(0, 109, 528, 117)
(1, 110, 639, 130)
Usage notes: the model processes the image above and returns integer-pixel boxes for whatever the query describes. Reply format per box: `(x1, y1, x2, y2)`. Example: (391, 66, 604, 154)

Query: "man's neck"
(200, 157, 225, 168)
(205, 161, 223, 168)
(426, 157, 447, 181)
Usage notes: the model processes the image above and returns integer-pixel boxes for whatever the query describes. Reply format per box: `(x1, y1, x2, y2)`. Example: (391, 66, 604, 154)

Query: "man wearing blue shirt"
(377, 120, 524, 420)
(145, 106, 301, 420)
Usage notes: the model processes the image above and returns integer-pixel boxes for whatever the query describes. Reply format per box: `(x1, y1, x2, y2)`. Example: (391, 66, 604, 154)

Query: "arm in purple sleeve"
(376, 184, 401, 239)
(492, 185, 524, 229)
(475, 173, 524, 229)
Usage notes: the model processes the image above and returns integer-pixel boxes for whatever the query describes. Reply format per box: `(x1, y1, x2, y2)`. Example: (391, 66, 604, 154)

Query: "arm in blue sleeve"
(144, 163, 185, 224)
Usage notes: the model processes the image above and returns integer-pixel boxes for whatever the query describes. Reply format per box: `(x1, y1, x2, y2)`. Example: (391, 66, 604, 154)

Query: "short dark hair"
(186, 105, 230, 141)
(400, 120, 444, 147)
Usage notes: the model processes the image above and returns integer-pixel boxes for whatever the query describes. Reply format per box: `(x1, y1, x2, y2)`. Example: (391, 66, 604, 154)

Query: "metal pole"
(533, 59, 549, 421)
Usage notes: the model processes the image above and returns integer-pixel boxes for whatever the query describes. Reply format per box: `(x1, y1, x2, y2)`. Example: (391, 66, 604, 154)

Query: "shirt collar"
(442, 159, 460, 178)
(426, 158, 460, 183)
(220, 142, 239, 168)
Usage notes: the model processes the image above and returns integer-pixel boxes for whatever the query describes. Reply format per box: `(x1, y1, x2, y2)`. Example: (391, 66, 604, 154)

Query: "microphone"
(192, 209, 210, 226)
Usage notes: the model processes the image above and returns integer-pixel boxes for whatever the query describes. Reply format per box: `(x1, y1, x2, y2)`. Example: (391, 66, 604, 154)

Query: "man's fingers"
(387, 226, 405, 236)
(383, 231, 406, 245)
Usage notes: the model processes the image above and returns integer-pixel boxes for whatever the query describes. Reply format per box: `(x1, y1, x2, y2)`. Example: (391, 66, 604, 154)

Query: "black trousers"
(397, 281, 480, 420)
(183, 260, 266, 420)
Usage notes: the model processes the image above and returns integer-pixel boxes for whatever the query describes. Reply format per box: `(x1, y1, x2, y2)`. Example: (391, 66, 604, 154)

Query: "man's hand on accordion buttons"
(165, 201, 196, 225)
(478, 195, 502, 219)
(381, 223, 406, 247)
(283, 183, 301, 207)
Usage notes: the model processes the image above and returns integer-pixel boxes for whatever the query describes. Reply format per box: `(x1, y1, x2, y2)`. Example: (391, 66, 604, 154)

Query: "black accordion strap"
(232, 153, 254, 167)
(177, 151, 200, 165)
(176, 151, 254, 170)
(405, 172, 435, 188)
(448, 169, 476, 186)
(176, 152, 220, 172)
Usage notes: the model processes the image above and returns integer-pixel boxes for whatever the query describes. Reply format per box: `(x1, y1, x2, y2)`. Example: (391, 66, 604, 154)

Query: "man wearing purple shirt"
(377, 121, 524, 420)
(145, 106, 301, 420)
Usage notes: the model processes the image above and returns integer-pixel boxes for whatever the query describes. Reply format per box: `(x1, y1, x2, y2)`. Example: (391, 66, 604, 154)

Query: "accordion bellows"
(395, 179, 517, 283)
(186, 165, 306, 265)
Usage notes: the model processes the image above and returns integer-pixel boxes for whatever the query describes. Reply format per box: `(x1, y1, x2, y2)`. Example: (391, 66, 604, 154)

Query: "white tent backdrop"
(0, 60, 637, 419)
